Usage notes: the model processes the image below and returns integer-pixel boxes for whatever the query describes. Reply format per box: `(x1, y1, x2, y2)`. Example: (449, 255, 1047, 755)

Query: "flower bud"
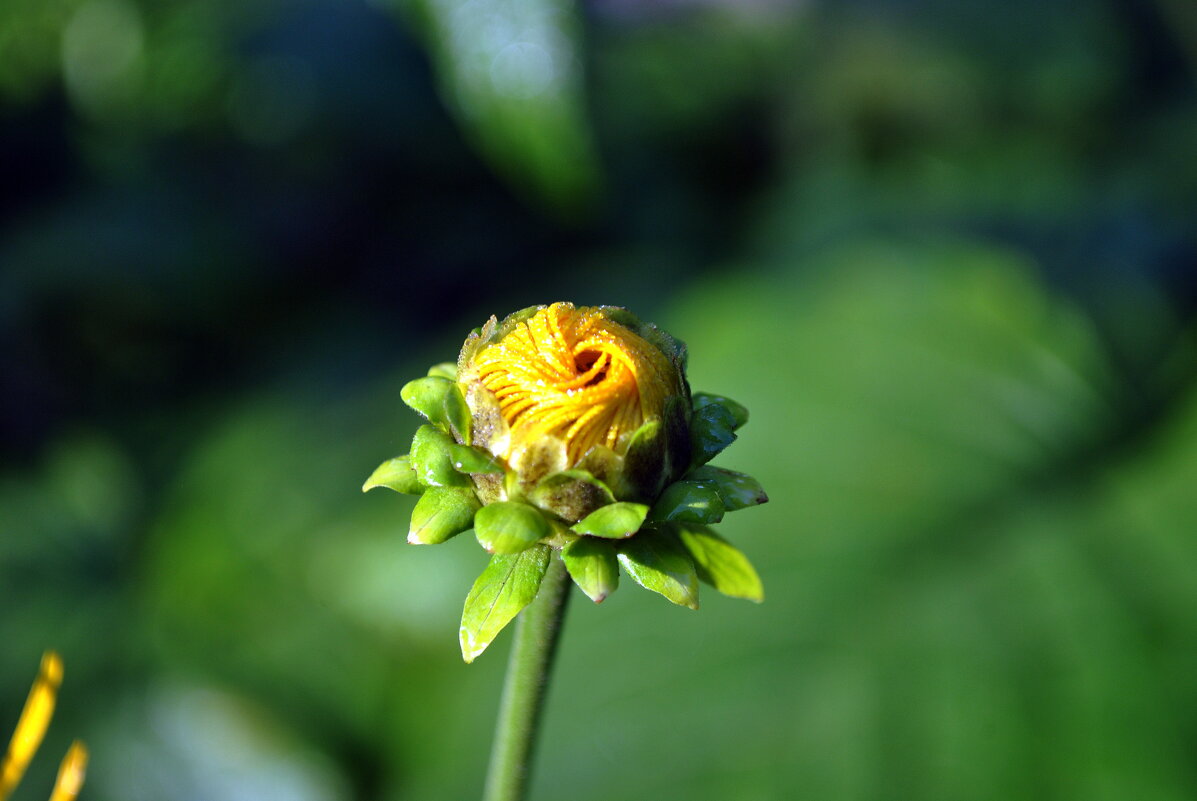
(364, 302, 767, 661)
(457, 302, 692, 520)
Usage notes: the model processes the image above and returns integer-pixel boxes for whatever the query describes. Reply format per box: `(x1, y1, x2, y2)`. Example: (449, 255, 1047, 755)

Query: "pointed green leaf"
(529, 470, 615, 523)
(617, 531, 699, 609)
(401, 376, 453, 427)
(460, 545, 552, 663)
(649, 480, 726, 524)
(692, 393, 749, 429)
(689, 403, 738, 467)
(427, 362, 458, 380)
(562, 537, 619, 603)
(443, 383, 472, 445)
(449, 444, 504, 475)
(675, 523, 764, 602)
(408, 487, 479, 544)
(362, 455, 422, 494)
(686, 465, 769, 511)
(411, 425, 471, 488)
(475, 501, 552, 554)
(573, 502, 650, 539)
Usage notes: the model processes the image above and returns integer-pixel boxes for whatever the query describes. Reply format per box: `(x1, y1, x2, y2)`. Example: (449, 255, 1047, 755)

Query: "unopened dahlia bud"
(364, 302, 767, 662)
(458, 302, 692, 518)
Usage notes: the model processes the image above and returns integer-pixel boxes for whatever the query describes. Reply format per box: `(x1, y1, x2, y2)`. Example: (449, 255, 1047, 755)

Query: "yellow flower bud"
(470, 302, 683, 467)
(366, 300, 767, 658)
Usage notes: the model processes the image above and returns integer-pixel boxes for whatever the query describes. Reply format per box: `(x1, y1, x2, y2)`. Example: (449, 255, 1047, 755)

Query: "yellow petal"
(1, 652, 63, 801)
(473, 303, 680, 466)
(48, 741, 88, 801)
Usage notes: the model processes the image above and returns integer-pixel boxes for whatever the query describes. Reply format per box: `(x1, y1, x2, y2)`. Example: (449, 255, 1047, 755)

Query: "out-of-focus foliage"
(396, 0, 602, 212)
(2, 0, 1196, 799)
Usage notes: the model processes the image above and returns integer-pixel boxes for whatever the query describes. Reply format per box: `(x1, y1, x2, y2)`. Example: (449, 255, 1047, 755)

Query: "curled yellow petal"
(1, 652, 63, 801)
(48, 741, 88, 801)
(472, 303, 680, 466)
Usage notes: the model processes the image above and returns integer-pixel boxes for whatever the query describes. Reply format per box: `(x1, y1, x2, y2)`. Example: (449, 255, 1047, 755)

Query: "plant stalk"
(482, 556, 571, 801)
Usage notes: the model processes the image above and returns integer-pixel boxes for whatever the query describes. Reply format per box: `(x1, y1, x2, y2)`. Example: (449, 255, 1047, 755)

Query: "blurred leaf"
(400, 0, 601, 212)
(460, 544, 551, 663)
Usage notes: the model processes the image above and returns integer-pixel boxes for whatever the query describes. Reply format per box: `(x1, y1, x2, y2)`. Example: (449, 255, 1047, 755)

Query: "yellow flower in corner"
(1, 652, 88, 801)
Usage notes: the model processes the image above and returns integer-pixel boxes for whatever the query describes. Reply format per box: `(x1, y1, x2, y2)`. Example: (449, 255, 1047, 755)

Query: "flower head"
(470, 302, 682, 467)
(364, 303, 767, 662)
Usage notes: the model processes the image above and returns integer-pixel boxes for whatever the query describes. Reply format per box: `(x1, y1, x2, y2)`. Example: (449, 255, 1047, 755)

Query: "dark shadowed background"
(2, 0, 1196, 799)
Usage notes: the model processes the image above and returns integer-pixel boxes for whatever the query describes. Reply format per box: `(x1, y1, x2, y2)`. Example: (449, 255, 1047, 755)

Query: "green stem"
(482, 556, 571, 801)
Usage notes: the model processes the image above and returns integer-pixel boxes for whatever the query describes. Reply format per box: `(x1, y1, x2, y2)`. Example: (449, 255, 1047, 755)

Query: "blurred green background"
(2, 0, 1196, 799)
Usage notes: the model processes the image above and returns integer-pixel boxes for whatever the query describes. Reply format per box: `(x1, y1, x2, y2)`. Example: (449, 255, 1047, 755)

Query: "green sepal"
(573, 502, 650, 539)
(616, 528, 699, 609)
(562, 537, 619, 603)
(408, 486, 479, 545)
(621, 419, 666, 500)
(649, 480, 725, 524)
(411, 425, 471, 489)
(449, 444, 504, 475)
(663, 395, 693, 482)
(511, 435, 568, 487)
(427, 362, 458, 380)
(362, 455, 422, 495)
(475, 500, 552, 554)
(459, 544, 552, 663)
(488, 306, 543, 347)
(686, 465, 769, 511)
(692, 393, 748, 430)
(457, 315, 498, 371)
(675, 523, 764, 602)
(401, 376, 453, 428)
(575, 445, 624, 489)
(689, 402, 738, 467)
(529, 470, 615, 523)
(444, 383, 472, 445)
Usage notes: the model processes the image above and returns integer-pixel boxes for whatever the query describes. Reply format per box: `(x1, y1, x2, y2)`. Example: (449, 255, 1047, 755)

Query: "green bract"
(364, 303, 768, 661)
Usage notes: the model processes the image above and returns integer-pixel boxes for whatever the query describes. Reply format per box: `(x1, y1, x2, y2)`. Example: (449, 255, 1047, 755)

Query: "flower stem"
(482, 556, 571, 801)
